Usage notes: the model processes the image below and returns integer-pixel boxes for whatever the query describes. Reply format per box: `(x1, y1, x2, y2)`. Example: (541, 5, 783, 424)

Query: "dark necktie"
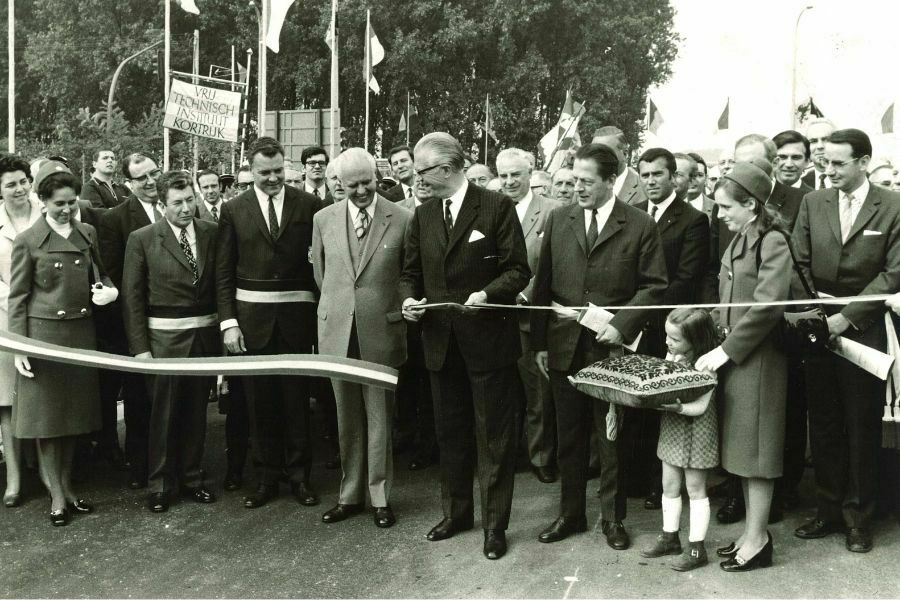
(586, 208, 598, 249)
(650, 204, 658, 221)
(268, 195, 279, 239)
(211, 205, 219, 222)
(179, 228, 199, 285)
(444, 199, 454, 234)
(819, 172, 827, 190)
(406, 187, 413, 199)
(313, 188, 320, 199)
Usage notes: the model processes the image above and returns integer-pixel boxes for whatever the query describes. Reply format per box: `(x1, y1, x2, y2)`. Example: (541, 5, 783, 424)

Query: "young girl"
(640, 307, 720, 571)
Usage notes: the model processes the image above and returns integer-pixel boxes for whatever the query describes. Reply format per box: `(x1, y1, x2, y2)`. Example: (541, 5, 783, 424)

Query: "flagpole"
(230, 44, 236, 172)
(239, 48, 253, 166)
(364, 9, 371, 152)
(7, 0, 14, 153)
(406, 90, 410, 147)
(484, 93, 489, 163)
(163, 0, 171, 169)
(329, 0, 338, 157)
(192, 29, 200, 174)
(259, 0, 268, 137)
(546, 101, 587, 169)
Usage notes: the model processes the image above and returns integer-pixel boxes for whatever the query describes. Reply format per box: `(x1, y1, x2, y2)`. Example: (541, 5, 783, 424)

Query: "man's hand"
(402, 297, 427, 322)
(595, 324, 624, 346)
(695, 346, 729, 372)
(223, 326, 246, 354)
(464, 291, 488, 306)
(827, 313, 851, 344)
(535, 350, 550, 380)
(14, 355, 33, 378)
(135, 351, 153, 359)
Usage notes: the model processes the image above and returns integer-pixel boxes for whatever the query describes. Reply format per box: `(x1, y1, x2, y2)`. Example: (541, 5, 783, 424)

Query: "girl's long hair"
(667, 307, 719, 360)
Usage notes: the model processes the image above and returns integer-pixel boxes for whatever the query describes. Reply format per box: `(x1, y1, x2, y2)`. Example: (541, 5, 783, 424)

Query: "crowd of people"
(0, 117, 899, 574)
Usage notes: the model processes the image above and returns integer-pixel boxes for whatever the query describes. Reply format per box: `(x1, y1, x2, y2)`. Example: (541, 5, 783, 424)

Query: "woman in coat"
(0, 154, 42, 508)
(695, 159, 792, 571)
(9, 168, 117, 526)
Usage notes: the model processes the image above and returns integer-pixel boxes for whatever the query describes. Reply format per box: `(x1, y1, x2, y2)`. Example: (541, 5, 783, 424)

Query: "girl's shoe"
(671, 541, 708, 572)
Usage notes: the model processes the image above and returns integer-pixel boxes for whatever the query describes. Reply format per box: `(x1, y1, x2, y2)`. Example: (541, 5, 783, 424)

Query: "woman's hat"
(723, 158, 772, 203)
(33, 160, 72, 191)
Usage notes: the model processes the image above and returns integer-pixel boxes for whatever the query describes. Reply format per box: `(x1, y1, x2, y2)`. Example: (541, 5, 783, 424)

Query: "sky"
(647, 0, 900, 160)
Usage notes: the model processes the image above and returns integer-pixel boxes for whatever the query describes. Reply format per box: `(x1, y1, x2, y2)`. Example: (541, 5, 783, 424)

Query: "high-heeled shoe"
(3, 492, 21, 508)
(50, 508, 70, 527)
(716, 541, 739, 557)
(66, 499, 94, 514)
(720, 532, 772, 572)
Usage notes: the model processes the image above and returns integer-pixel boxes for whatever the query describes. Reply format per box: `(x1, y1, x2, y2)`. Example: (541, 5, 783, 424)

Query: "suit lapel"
(590, 201, 625, 255)
(278, 187, 298, 241)
(845, 186, 881, 243)
(520, 195, 541, 239)
(243, 190, 275, 245)
(657, 199, 683, 234)
(566, 204, 588, 255)
(824, 191, 843, 244)
(196, 219, 212, 279)
(446, 188, 479, 254)
(159, 220, 193, 274)
(130, 198, 152, 228)
(357, 200, 391, 277)
(332, 201, 355, 278)
(767, 182, 786, 212)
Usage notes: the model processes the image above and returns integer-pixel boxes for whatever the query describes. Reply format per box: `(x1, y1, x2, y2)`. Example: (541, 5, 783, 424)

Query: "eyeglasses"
(130, 169, 162, 183)
(414, 163, 445, 178)
(305, 160, 327, 167)
(234, 182, 251, 190)
(823, 157, 861, 169)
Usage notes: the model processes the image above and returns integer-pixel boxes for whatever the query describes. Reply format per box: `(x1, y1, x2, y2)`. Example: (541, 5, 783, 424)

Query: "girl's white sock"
(661, 494, 682, 532)
(689, 497, 710, 542)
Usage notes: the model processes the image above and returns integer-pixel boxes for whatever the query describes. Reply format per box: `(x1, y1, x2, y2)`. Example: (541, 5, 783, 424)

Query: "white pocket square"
(538, 232, 545, 238)
(468, 230, 485, 242)
(863, 230, 883, 236)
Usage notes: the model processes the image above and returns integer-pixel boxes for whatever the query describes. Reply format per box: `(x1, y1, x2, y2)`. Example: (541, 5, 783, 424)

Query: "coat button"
(727, 271, 733, 279)
(74, 259, 81, 265)
(80, 308, 88, 315)
(54, 262, 62, 269)
(274, 274, 279, 279)
(57, 310, 66, 318)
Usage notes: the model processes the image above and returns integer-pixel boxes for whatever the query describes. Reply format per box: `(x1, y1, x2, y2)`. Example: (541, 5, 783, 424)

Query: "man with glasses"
(98, 153, 162, 490)
(233, 166, 253, 195)
(802, 118, 836, 190)
(793, 128, 900, 553)
(301, 145, 331, 204)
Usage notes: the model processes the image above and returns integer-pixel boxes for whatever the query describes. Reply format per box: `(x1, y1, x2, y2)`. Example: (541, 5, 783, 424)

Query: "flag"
(237, 62, 248, 85)
(266, 0, 297, 53)
(174, 0, 200, 14)
(883, 103, 894, 134)
(539, 90, 584, 171)
(398, 112, 406, 133)
(484, 97, 498, 143)
(808, 97, 824, 118)
(364, 12, 385, 94)
(796, 96, 825, 124)
(325, 6, 336, 53)
(717, 98, 729, 130)
(647, 98, 663, 135)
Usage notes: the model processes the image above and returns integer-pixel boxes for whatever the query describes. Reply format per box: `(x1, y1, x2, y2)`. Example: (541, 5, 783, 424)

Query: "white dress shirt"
(648, 192, 676, 222)
(347, 196, 377, 227)
(840, 178, 869, 231)
(167, 219, 198, 264)
(401, 183, 414, 199)
(443, 179, 469, 225)
(514, 190, 533, 223)
(254, 185, 285, 229)
(584, 197, 616, 236)
(305, 182, 327, 198)
(137, 198, 159, 223)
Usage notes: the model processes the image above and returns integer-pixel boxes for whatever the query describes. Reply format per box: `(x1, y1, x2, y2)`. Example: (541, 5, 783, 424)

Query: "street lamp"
(791, 4, 815, 127)
(107, 40, 164, 134)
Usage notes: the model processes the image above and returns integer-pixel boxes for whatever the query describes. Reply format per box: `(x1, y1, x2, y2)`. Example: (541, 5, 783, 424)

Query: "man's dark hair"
(196, 169, 220, 186)
(37, 172, 79, 200)
(156, 170, 194, 205)
(575, 143, 619, 180)
(300, 145, 328, 165)
(249, 137, 285, 165)
(828, 128, 872, 159)
(92, 149, 115, 163)
(772, 130, 811, 160)
(638, 147, 677, 176)
(0, 154, 32, 180)
(388, 145, 413, 163)
(687, 152, 707, 173)
(122, 153, 153, 179)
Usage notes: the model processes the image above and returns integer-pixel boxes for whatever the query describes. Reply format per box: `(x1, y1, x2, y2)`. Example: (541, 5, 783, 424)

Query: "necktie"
(313, 188, 320, 199)
(152, 203, 163, 223)
(840, 193, 855, 243)
(406, 187, 413, 199)
(179, 228, 199, 284)
(444, 199, 454, 234)
(355, 209, 370, 240)
(586, 208, 598, 249)
(650, 204, 658, 221)
(268, 195, 279, 239)
(211, 205, 219, 222)
(819, 172, 827, 190)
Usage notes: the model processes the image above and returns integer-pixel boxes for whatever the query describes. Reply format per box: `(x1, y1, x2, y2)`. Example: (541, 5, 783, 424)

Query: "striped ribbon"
(0, 330, 398, 391)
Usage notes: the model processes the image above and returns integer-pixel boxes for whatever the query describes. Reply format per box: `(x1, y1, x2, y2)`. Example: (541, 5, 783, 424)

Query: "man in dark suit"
(629, 148, 709, 508)
(98, 153, 163, 489)
(121, 170, 218, 512)
(773, 130, 815, 192)
(532, 143, 668, 550)
(792, 128, 900, 553)
(592, 126, 647, 206)
(216, 137, 321, 509)
(196, 170, 224, 222)
(686, 153, 715, 219)
(399, 132, 530, 560)
(81, 149, 129, 208)
(384, 145, 416, 203)
(801, 118, 837, 190)
(301, 145, 332, 204)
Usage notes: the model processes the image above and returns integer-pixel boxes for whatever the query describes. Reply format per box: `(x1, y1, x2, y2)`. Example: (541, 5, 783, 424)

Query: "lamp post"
(107, 40, 164, 134)
(791, 4, 815, 127)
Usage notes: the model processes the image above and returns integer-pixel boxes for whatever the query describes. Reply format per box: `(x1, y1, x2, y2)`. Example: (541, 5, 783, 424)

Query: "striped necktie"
(179, 227, 199, 285)
(268, 195, 279, 239)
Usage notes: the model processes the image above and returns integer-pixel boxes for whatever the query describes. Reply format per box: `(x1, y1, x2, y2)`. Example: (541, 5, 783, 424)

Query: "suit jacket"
(0, 199, 43, 327)
(81, 177, 129, 209)
(398, 182, 530, 371)
(618, 167, 648, 206)
(689, 194, 715, 220)
(196, 201, 221, 224)
(801, 169, 829, 190)
(530, 201, 669, 371)
(312, 199, 411, 367)
(519, 194, 564, 331)
(121, 218, 219, 357)
(792, 184, 900, 343)
(75, 205, 104, 230)
(216, 185, 322, 351)
(99, 196, 154, 290)
(383, 183, 408, 203)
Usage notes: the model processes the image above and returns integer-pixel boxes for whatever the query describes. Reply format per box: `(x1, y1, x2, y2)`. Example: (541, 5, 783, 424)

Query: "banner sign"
(163, 79, 242, 142)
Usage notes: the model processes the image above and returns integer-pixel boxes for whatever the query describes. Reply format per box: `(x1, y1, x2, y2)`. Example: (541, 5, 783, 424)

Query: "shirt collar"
(517, 189, 534, 208)
(447, 179, 469, 205)
(305, 181, 326, 195)
(842, 178, 869, 203)
(649, 191, 676, 217)
(166, 218, 196, 240)
(204, 200, 220, 213)
(254, 185, 285, 203)
(347, 196, 377, 221)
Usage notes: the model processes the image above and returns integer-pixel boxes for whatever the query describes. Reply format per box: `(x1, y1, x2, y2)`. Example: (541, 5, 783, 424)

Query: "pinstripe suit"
(399, 181, 530, 530)
(216, 184, 322, 486)
(122, 217, 220, 494)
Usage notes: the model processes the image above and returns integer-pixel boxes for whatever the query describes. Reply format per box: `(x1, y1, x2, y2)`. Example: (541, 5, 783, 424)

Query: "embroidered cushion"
(568, 354, 716, 409)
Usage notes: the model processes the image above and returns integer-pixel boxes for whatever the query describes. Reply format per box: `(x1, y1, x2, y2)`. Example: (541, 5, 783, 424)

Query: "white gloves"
(91, 284, 119, 306)
(695, 346, 729, 372)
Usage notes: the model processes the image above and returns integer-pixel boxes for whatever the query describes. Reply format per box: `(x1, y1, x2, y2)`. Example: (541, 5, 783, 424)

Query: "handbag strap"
(755, 227, 818, 301)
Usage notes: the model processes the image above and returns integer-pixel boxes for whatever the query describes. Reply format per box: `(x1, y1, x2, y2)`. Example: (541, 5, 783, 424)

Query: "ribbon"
(0, 330, 398, 391)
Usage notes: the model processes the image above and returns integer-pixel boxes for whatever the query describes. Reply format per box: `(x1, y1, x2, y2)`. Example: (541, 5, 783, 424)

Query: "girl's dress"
(656, 353, 718, 469)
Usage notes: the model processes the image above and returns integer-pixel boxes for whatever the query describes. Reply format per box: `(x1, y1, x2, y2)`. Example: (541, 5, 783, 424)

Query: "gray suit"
(618, 167, 648, 206)
(312, 198, 411, 507)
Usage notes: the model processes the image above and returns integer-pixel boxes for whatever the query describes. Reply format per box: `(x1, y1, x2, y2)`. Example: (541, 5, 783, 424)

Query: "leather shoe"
(716, 541, 739, 558)
(794, 518, 844, 539)
(147, 492, 169, 513)
(243, 484, 278, 509)
(290, 481, 319, 506)
(223, 472, 242, 492)
(483, 529, 507, 560)
(716, 497, 745, 524)
(720, 532, 773, 572)
(845, 528, 873, 553)
(322, 503, 364, 523)
(601, 520, 630, 550)
(50, 508, 70, 526)
(374, 506, 396, 528)
(182, 487, 216, 504)
(66, 498, 94, 514)
(426, 517, 474, 541)
(531, 465, 557, 484)
(538, 516, 587, 543)
(644, 491, 662, 510)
